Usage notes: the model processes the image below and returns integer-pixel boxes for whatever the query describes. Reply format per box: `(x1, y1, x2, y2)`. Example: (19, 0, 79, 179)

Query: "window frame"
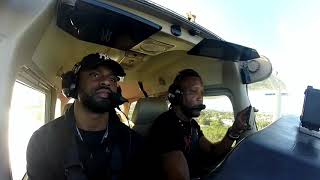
(200, 89, 235, 143)
(10, 65, 55, 180)
(16, 65, 56, 123)
(204, 87, 234, 113)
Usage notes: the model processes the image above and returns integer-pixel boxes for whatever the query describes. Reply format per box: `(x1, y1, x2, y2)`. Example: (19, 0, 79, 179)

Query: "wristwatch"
(227, 127, 241, 140)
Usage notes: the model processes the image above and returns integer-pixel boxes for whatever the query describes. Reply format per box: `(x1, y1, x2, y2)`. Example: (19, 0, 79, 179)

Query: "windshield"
(149, 0, 320, 118)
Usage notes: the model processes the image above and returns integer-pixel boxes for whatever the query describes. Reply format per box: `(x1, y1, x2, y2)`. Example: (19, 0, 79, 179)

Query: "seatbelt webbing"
(63, 108, 88, 180)
(64, 135, 88, 180)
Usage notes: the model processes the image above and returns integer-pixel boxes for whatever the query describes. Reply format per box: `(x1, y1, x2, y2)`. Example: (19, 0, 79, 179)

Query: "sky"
(149, 0, 320, 115)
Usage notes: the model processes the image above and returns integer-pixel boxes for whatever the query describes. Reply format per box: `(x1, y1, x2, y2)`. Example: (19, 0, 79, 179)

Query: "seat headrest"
(131, 97, 169, 125)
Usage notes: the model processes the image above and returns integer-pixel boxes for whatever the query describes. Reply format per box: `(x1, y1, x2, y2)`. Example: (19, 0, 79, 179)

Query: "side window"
(9, 81, 46, 180)
(248, 75, 286, 130)
(55, 98, 62, 118)
(198, 95, 234, 143)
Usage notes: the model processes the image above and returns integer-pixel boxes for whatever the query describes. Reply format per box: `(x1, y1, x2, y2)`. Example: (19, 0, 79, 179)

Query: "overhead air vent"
(132, 38, 175, 55)
(120, 51, 145, 70)
(57, 0, 162, 50)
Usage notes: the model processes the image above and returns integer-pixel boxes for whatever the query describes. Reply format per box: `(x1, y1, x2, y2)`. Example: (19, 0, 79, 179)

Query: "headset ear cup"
(168, 84, 182, 105)
(174, 89, 182, 105)
(61, 71, 77, 98)
(168, 92, 176, 104)
(168, 84, 176, 104)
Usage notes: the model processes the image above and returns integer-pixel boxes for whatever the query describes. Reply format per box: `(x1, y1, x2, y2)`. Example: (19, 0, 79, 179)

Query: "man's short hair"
(172, 69, 202, 89)
(167, 69, 202, 105)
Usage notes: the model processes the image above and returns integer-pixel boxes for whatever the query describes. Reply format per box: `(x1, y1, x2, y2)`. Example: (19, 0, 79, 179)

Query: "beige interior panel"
(32, 18, 123, 87)
(31, 7, 203, 92)
(125, 50, 223, 96)
(0, 1, 255, 180)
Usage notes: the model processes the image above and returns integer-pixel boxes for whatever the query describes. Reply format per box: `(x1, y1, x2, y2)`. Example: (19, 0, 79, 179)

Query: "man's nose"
(197, 92, 204, 102)
(99, 76, 112, 87)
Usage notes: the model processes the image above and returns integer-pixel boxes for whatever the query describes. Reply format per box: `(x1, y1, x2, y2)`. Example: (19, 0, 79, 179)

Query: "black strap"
(64, 147, 87, 180)
(138, 81, 148, 97)
(108, 118, 133, 179)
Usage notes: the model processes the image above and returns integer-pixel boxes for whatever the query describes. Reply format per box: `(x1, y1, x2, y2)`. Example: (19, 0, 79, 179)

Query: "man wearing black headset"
(26, 53, 142, 180)
(147, 69, 251, 180)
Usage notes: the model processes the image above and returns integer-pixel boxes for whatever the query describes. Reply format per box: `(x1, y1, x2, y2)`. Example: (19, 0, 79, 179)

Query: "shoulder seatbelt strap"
(108, 117, 133, 180)
(64, 145, 87, 180)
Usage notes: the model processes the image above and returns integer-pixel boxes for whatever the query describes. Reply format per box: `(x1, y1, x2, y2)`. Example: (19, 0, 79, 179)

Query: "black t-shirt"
(77, 129, 110, 180)
(147, 109, 204, 177)
(75, 117, 141, 180)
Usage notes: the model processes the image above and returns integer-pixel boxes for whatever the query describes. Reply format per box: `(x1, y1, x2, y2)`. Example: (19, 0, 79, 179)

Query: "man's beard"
(180, 104, 206, 118)
(79, 88, 114, 113)
(181, 104, 201, 118)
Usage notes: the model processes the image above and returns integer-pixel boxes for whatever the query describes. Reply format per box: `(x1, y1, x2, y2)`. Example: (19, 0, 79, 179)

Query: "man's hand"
(231, 106, 252, 133)
(199, 106, 252, 164)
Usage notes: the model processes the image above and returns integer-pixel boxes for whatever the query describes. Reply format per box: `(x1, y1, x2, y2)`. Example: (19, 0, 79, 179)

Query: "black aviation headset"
(168, 68, 207, 117)
(61, 53, 127, 105)
(168, 69, 202, 105)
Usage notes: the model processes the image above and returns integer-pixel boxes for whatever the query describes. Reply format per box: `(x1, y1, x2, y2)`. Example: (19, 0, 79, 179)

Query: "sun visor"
(239, 56, 272, 84)
(57, 0, 162, 50)
(188, 38, 260, 61)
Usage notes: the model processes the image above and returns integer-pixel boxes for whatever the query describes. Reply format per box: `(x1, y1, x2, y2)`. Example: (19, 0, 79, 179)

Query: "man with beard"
(147, 69, 251, 180)
(26, 53, 142, 180)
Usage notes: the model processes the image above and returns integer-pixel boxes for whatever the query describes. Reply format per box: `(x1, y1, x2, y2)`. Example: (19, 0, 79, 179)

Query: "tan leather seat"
(131, 97, 168, 136)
